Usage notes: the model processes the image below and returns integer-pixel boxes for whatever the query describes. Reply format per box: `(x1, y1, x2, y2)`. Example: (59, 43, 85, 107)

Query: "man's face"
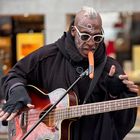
(72, 17, 103, 58)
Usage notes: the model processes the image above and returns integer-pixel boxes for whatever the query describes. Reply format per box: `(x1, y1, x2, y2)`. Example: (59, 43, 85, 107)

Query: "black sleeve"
(0, 47, 43, 99)
(112, 91, 137, 139)
(105, 57, 138, 139)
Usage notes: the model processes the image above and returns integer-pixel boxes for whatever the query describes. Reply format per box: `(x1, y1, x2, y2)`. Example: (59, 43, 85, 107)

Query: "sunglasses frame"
(74, 26, 104, 43)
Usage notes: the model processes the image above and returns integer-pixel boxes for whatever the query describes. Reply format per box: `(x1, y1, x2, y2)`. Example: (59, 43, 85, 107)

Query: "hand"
(0, 86, 34, 121)
(119, 75, 139, 94)
(108, 65, 139, 94)
(106, 65, 124, 97)
(0, 103, 34, 121)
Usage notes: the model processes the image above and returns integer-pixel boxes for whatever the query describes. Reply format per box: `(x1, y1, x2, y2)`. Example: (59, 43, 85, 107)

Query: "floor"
(0, 110, 140, 140)
(124, 133, 140, 140)
(0, 129, 140, 140)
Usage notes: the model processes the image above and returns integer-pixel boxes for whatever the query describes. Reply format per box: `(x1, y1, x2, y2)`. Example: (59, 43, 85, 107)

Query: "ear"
(71, 26, 76, 37)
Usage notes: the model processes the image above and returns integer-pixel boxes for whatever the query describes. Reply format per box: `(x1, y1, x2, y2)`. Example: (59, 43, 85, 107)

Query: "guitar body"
(8, 85, 139, 140)
(8, 85, 78, 140)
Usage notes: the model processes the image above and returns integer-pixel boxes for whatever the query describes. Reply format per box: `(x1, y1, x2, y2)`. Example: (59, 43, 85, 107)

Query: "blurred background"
(0, 0, 140, 139)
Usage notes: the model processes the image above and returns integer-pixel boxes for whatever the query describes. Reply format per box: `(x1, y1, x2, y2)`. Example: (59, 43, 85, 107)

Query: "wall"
(0, 0, 140, 44)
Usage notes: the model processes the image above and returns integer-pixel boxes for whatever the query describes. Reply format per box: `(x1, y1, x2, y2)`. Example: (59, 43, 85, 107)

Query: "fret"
(117, 101, 121, 108)
(98, 104, 101, 113)
(89, 105, 92, 115)
(127, 99, 131, 108)
(77, 106, 81, 116)
(84, 105, 88, 115)
(120, 101, 123, 109)
(109, 101, 112, 111)
(136, 98, 138, 106)
(81, 107, 85, 116)
(103, 102, 105, 112)
(54, 96, 140, 121)
(95, 104, 100, 113)
(69, 107, 73, 118)
(114, 100, 117, 111)
(103, 101, 111, 112)
(71, 107, 76, 118)
(105, 103, 109, 111)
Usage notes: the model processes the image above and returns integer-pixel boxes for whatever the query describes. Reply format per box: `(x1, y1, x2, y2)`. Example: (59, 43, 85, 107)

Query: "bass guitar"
(8, 85, 139, 140)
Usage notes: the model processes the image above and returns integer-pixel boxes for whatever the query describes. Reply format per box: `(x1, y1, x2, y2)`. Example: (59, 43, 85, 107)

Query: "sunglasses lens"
(94, 35, 103, 43)
(81, 34, 90, 41)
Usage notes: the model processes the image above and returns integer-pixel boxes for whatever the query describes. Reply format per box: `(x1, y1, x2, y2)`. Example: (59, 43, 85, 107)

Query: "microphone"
(88, 51, 94, 79)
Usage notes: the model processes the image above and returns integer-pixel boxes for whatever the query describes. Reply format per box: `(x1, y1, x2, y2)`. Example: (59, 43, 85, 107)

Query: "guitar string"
(25, 98, 139, 120)
(21, 98, 139, 123)
(25, 86, 139, 122)
(26, 99, 138, 119)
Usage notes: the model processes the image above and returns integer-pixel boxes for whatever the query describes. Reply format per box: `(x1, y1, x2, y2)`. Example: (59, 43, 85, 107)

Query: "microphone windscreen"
(88, 51, 94, 79)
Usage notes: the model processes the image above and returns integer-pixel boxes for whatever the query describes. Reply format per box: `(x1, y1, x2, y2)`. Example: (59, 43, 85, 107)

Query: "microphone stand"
(22, 69, 88, 140)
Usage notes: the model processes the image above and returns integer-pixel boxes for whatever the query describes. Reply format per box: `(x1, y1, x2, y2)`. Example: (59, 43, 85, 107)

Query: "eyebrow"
(80, 30, 102, 35)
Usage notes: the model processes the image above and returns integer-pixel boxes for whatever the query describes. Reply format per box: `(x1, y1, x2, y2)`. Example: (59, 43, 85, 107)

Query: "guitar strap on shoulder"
(83, 56, 107, 104)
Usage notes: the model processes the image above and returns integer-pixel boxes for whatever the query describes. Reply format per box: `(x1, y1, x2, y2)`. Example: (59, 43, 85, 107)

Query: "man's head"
(71, 6, 104, 58)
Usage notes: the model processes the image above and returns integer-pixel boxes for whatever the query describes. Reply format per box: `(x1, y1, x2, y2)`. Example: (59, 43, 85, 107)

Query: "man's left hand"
(119, 74, 139, 94)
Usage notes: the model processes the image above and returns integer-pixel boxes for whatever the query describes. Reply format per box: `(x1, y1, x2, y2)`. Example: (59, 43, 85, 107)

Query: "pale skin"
(0, 9, 139, 121)
(0, 104, 34, 121)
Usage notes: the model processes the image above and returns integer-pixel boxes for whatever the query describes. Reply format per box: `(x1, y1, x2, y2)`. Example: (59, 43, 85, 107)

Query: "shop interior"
(0, 15, 44, 75)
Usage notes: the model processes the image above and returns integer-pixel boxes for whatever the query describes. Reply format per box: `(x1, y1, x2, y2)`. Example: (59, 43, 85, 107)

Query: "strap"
(83, 56, 107, 104)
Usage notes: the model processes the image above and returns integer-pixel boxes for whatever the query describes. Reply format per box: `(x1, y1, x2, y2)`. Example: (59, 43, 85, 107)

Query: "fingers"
(119, 74, 128, 80)
(120, 74, 139, 93)
(0, 109, 5, 118)
(0, 102, 34, 121)
(108, 66, 139, 94)
(0, 103, 21, 121)
(0, 111, 9, 121)
(27, 104, 35, 109)
(6, 112, 19, 121)
(123, 79, 139, 93)
(129, 87, 139, 93)
(109, 65, 116, 76)
(0, 111, 18, 121)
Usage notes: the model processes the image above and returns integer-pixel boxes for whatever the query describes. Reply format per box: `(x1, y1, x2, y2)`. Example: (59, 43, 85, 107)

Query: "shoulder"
(21, 42, 59, 63)
(14, 43, 59, 71)
(32, 43, 59, 60)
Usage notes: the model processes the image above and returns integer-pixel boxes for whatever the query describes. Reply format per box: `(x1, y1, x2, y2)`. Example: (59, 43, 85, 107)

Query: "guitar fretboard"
(51, 96, 139, 121)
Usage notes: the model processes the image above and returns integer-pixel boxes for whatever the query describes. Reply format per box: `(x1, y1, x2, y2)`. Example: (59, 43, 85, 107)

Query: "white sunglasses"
(74, 26, 104, 43)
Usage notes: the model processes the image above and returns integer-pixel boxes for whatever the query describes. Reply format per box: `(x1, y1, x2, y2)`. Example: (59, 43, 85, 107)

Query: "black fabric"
(105, 74, 127, 96)
(2, 85, 31, 113)
(83, 56, 107, 104)
(0, 31, 137, 140)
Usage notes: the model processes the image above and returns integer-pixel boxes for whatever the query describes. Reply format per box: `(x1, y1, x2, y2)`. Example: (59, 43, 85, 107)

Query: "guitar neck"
(54, 96, 140, 120)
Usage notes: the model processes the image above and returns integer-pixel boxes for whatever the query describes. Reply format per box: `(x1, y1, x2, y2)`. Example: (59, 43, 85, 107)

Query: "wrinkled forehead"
(77, 16, 102, 33)
(75, 9, 102, 33)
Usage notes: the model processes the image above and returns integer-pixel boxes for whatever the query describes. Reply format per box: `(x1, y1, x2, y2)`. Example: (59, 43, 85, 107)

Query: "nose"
(87, 37, 96, 47)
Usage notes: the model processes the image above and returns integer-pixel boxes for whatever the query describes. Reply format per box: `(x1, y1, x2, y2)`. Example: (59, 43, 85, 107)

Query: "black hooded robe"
(1, 32, 137, 140)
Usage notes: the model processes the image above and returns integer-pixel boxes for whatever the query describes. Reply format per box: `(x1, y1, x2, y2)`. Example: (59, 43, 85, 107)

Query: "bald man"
(0, 6, 138, 140)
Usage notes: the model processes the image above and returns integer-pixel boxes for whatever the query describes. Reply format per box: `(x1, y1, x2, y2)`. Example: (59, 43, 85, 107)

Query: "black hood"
(56, 30, 107, 68)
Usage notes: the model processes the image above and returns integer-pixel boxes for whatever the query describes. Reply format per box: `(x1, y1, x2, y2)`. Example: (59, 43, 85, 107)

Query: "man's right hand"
(0, 86, 34, 121)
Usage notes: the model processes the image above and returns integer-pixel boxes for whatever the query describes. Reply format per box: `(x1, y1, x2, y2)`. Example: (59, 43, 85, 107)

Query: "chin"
(81, 53, 88, 58)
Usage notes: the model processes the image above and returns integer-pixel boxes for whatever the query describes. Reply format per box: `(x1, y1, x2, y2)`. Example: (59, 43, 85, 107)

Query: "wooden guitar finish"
(8, 85, 77, 140)
(8, 85, 139, 140)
